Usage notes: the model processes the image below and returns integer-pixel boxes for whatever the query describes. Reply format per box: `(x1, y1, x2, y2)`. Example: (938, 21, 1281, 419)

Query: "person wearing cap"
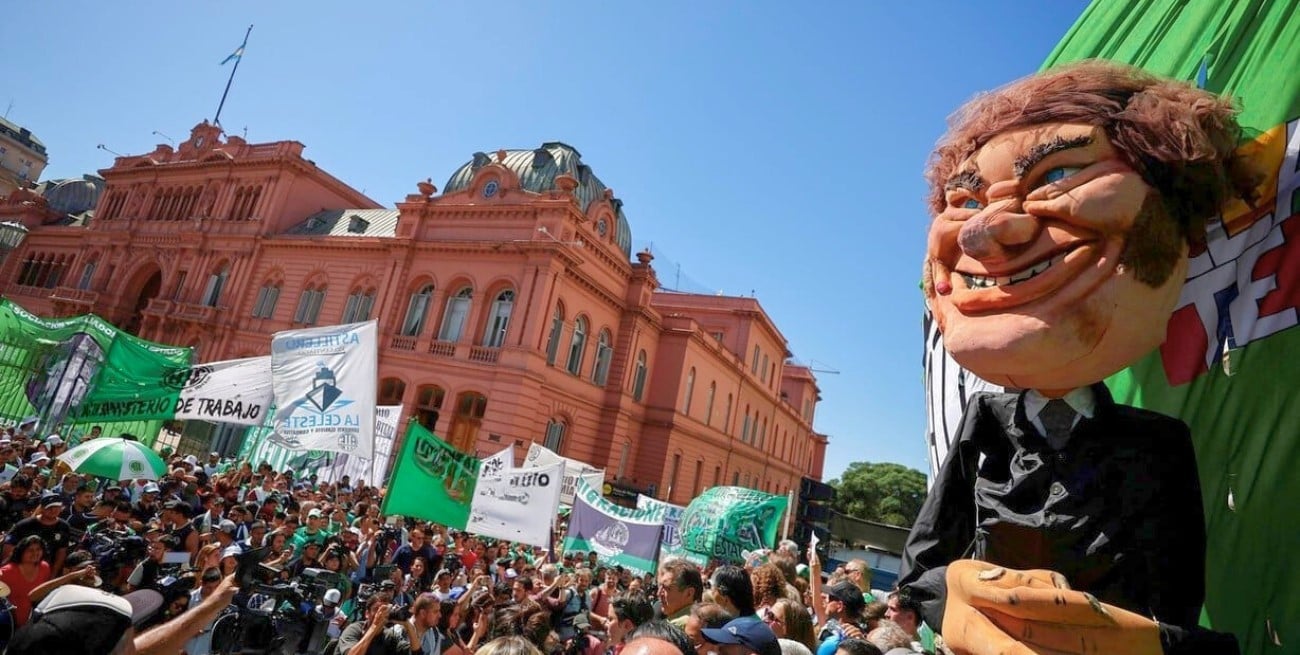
(703, 616, 784, 655)
(6, 584, 158, 654)
(4, 493, 73, 574)
(213, 518, 239, 548)
(161, 499, 199, 560)
(12, 572, 244, 655)
(0, 439, 20, 468)
(16, 416, 38, 439)
(128, 536, 173, 592)
(292, 507, 333, 555)
(128, 478, 152, 503)
(815, 582, 869, 655)
(203, 452, 221, 477)
(27, 452, 51, 475)
(244, 519, 269, 549)
(304, 586, 348, 653)
(193, 493, 223, 535)
(131, 483, 162, 523)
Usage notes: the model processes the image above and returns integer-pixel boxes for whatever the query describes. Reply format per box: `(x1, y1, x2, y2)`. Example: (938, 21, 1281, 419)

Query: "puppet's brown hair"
(925, 60, 1259, 242)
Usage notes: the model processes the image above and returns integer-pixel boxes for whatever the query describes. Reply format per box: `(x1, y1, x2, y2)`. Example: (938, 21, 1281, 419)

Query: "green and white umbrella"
(57, 438, 168, 481)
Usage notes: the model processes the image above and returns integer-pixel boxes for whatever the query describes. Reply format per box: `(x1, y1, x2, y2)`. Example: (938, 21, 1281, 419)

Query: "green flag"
(0, 299, 190, 444)
(1040, 1, 1300, 646)
(678, 486, 788, 565)
(380, 422, 477, 528)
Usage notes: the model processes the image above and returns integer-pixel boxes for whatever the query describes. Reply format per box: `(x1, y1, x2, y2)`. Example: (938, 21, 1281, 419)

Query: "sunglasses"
(762, 608, 783, 625)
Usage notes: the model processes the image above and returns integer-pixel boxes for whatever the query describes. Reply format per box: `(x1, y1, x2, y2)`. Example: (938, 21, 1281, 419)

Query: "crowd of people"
(0, 421, 931, 655)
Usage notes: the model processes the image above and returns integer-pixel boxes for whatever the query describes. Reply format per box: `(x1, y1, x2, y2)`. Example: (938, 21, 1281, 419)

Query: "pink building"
(0, 122, 827, 503)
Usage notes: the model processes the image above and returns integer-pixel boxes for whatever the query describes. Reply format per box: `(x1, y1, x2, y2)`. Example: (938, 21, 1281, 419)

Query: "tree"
(829, 461, 928, 528)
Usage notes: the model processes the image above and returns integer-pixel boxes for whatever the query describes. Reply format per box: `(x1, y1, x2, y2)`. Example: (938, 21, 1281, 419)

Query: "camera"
(90, 533, 148, 577)
(297, 568, 343, 605)
(388, 604, 411, 622)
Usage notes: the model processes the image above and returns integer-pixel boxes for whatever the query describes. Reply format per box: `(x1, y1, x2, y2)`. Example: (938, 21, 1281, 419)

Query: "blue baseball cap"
(702, 617, 780, 655)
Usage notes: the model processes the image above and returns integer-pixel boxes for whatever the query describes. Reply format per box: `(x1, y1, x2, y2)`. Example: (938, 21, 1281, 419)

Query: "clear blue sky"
(8, 1, 1088, 479)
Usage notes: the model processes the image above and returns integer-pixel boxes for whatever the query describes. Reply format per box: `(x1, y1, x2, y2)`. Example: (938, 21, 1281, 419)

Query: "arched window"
(379, 378, 406, 404)
(438, 287, 473, 342)
(77, 258, 97, 291)
(415, 384, 445, 432)
(705, 382, 717, 426)
(545, 305, 564, 365)
(724, 394, 733, 434)
(759, 417, 767, 449)
(544, 418, 566, 453)
(201, 263, 229, 307)
(342, 287, 376, 323)
(566, 316, 587, 375)
(741, 410, 752, 444)
(251, 281, 281, 318)
(482, 289, 514, 347)
(682, 367, 696, 415)
(400, 284, 434, 336)
(631, 350, 648, 402)
(591, 329, 613, 386)
(293, 285, 327, 325)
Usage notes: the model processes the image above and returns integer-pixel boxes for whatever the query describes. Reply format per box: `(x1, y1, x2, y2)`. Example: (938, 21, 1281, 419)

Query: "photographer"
(337, 591, 423, 655)
(127, 535, 176, 591)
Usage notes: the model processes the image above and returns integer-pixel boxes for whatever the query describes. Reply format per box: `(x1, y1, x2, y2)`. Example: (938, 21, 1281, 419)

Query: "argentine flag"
(221, 38, 247, 65)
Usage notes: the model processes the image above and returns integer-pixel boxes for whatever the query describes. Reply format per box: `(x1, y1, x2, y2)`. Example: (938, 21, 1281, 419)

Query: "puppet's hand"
(942, 559, 1162, 655)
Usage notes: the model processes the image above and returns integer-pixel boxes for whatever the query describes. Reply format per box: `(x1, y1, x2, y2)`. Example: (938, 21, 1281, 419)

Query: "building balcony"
(4, 284, 50, 299)
(428, 340, 456, 358)
(389, 334, 417, 351)
(49, 286, 99, 314)
(468, 346, 500, 364)
(143, 298, 222, 326)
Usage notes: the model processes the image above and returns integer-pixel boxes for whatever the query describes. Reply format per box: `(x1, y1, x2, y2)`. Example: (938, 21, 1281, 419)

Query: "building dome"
(444, 142, 633, 257)
(37, 175, 105, 217)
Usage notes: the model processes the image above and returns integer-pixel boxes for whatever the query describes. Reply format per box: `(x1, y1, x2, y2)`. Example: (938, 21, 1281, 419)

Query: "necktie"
(1039, 399, 1076, 450)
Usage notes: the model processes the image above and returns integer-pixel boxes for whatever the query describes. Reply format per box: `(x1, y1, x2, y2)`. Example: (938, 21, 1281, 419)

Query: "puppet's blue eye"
(1041, 166, 1082, 185)
(961, 198, 984, 210)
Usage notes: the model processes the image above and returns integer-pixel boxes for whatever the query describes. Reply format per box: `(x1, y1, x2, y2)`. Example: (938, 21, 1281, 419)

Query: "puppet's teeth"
(962, 254, 1064, 289)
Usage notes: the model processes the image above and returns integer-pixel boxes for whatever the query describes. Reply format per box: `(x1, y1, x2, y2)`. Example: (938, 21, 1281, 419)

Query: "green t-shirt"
(291, 526, 332, 554)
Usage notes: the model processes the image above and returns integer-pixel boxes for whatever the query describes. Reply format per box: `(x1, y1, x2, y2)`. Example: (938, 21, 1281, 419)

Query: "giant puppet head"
(922, 61, 1258, 391)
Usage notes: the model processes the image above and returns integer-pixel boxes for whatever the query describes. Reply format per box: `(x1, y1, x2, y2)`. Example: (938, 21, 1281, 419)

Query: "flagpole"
(782, 489, 793, 541)
(213, 24, 253, 126)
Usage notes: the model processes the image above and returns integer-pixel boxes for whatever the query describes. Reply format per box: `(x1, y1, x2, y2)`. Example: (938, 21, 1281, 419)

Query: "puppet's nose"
(958, 199, 1039, 262)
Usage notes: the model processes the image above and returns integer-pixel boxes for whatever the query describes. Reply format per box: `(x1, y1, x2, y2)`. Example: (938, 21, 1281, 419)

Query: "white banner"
(174, 356, 274, 426)
(314, 405, 403, 486)
(478, 445, 514, 482)
(524, 442, 604, 505)
(469, 458, 564, 548)
(271, 321, 377, 460)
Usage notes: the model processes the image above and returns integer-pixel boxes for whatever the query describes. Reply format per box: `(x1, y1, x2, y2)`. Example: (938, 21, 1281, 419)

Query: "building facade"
(0, 117, 48, 197)
(0, 122, 828, 503)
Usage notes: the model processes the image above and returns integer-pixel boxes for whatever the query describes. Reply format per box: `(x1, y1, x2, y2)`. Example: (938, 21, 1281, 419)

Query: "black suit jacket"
(899, 383, 1208, 631)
